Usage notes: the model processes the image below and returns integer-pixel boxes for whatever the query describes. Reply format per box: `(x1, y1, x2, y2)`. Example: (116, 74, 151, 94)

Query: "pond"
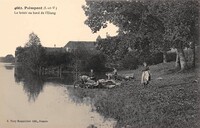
(0, 63, 116, 128)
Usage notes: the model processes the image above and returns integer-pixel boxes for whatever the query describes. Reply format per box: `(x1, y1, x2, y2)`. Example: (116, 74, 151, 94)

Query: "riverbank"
(68, 62, 199, 128)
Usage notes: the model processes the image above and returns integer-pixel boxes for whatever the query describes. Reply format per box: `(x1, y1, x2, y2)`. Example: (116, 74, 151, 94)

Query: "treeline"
(15, 33, 108, 73)
(0, 54, 15, 63)
(96, 36, 178, 70)
(14, 32, 179, 73)
(120, 51, 177, 70)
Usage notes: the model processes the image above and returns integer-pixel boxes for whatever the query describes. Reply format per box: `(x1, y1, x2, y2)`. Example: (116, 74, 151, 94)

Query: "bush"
(149, 52, 163, 65)
(43, 52, 73, 66)
(121, 52, 139, 70)
(121, 52, 164, 69)
(137, 52, 163, 65)
(166, 52, 176, 62)
(84, 53, 108, 72)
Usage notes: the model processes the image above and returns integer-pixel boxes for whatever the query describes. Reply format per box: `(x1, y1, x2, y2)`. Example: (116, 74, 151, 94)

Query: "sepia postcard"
(0, 0, 199, 128)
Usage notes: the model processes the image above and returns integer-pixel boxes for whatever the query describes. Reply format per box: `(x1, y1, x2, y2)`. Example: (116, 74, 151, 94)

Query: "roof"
(64, 41, 96, 50)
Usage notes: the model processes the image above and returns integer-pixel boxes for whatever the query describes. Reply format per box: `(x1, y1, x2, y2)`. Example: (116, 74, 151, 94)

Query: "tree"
(83, 0, 199, 70)
(85, 53, 107, 72)
(96, 36, 128, 63)
(83, 0, 165, 64)
(15, 46, 25, 63)
(24, 33, 45, 71)
(149, 0, 199, 69)
(15, 32, 45, 72)
(25, 32, 41, 47)
(43, 52, 73, 67)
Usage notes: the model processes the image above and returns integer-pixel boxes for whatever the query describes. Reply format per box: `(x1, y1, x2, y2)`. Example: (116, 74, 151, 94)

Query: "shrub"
(121, 52, 139, 70)
(149, 52, 163, 65)
(137, 52, 163, 65)
(84, 53, 108, 72)
(166, 52, 176, 62)
(43, 52, 73, 66)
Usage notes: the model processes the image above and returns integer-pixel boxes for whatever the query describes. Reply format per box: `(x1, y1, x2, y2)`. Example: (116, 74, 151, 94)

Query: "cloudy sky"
(0, 0, 118, 56)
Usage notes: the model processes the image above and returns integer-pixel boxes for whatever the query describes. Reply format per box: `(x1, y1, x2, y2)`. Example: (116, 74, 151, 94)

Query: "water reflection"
(4, 63, 14, 70)
(14, 66, 45, 102)
(14, 65, 80, 102)
(14, 65, 108, 102)
(47, 73, 76, 85)
(0, 63, 116, 128)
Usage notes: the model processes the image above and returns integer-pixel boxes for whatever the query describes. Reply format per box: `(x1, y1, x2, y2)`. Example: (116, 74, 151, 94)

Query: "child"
(141, 62, 151, 85)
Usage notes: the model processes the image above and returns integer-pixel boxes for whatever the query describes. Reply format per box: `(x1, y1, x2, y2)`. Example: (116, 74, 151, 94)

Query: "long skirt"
(141, 71, 150, 84)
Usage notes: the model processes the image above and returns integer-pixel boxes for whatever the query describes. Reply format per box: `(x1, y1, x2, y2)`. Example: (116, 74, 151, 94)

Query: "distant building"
(64, 41, 97, 52)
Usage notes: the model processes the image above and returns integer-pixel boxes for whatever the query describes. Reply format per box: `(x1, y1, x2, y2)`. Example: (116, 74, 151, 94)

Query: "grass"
(67, 62, 199, 128)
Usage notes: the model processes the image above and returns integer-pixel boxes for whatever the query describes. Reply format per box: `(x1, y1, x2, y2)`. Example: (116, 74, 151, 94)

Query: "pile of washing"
(74, 75, 121, 89)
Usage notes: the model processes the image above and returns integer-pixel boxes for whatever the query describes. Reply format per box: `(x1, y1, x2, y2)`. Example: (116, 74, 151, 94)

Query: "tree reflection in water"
(14, 66, 45, 102)
(14, 66, 77, 102)
(4, 64, 14, 70)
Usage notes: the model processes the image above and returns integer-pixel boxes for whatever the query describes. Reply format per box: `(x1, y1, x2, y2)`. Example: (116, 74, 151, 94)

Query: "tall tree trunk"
(177, 48, 187, 70)
(163, 51, 167, 63)
(192, 42, 196, 68)
(175, 50, 180, 69)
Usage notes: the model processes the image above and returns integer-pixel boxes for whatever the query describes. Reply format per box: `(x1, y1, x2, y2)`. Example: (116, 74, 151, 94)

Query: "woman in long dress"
(141, 62, 151, 85)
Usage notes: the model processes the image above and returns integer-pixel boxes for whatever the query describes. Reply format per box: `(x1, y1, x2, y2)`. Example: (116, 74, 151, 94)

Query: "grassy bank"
(67, 62, 199, 128)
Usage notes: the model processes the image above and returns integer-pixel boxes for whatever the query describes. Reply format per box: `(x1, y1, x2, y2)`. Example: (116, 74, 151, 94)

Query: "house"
(64, 41, 97, 52)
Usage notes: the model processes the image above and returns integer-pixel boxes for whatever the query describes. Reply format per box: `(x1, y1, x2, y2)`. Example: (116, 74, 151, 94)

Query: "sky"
(0, 0, 118, 57)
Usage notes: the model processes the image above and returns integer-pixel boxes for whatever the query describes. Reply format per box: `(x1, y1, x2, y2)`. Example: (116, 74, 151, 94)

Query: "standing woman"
(141, 62, 151, 85)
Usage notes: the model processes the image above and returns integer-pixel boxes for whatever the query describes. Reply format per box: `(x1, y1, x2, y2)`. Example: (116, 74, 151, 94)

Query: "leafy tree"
(15, 33, 45, 72)
(25, 32, 41, 47)
(83, 0, 199, 70)
(96, 35, 128, 63)
(43, 52, 73, 67)
(15, 46, 25, 63)
(83, 0, 164, 64)
(85, 53, 107, 72)
(24, 33, 45, 71)
(121, 51, 139, 70)
(149, 0, 199, 69)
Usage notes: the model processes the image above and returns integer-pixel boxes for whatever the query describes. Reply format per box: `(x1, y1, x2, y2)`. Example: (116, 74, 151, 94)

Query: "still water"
(0, 63, 115, 128)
